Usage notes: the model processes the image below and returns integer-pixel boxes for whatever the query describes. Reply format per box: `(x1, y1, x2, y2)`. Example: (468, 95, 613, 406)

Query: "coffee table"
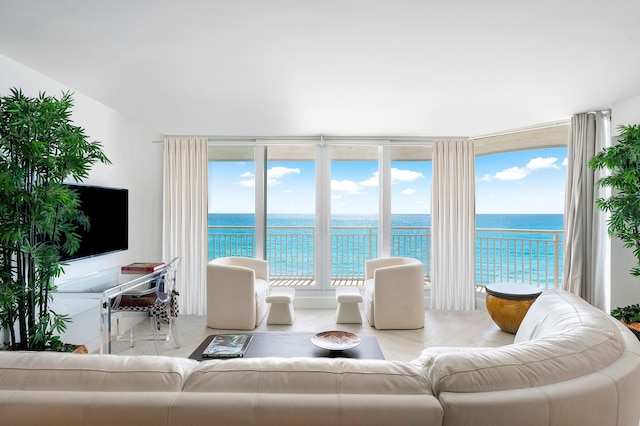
(188, 332, 385, 361)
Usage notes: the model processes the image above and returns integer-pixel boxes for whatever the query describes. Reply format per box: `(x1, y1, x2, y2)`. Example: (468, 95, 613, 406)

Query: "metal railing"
(208, 226, 563, 288)
(267, 226, 315, 279)
(476, 228, 563, 289)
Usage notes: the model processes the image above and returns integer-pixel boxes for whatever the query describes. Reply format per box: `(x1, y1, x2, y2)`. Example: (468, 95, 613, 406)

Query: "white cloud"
(391, 168, 424, 182)
(331, 179, 364, 194)
(360, 174, 379, 187)
(495, 166, 529, 181)
(346, 168, 425, 189)
(526, 157, 559, 171)
(562, 157, 568, 166)
(237, 171, 255, 187)
(267, 166, 300, 186)
(332, 167, 425, 200)
(482, 156, 561, 182)
(237, 166, 300, 187)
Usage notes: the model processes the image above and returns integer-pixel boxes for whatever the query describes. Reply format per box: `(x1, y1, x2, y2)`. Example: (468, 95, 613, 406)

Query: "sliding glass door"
(207, 142, 433, 291)
(266, 146, 317, 287)
(207, 146, 256, 259)
(390, 146, 432, 282)
(329, 146, 379, 286)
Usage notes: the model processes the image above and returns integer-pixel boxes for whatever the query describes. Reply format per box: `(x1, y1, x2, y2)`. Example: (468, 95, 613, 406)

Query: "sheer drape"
(431, 139, 476, 310)
(563, 112, 610, 310)
(163, 137, 208, 315)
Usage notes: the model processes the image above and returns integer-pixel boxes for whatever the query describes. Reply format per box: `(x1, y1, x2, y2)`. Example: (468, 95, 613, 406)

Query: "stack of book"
(121, 262, 165, 274)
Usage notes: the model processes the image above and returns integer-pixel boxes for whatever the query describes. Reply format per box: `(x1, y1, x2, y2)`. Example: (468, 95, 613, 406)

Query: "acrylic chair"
(112, 257, 181, 354)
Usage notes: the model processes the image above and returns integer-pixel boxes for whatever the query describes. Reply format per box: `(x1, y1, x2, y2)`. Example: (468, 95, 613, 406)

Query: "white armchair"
(364, 257, 425, 329)
(207, 257, 269, 330)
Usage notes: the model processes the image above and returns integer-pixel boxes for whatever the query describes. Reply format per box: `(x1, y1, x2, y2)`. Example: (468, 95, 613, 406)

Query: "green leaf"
(589, 123, 640, 278)
(0, 87, 110, 350)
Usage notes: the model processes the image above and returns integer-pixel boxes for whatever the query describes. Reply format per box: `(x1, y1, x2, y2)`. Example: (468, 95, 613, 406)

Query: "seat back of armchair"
(211, 256, 269, 281)
(364, 256, 422, 280)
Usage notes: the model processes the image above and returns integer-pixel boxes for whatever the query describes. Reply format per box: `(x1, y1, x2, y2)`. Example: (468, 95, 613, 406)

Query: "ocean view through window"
(208, 144, 567, 289)
(207, 213, 563, 288)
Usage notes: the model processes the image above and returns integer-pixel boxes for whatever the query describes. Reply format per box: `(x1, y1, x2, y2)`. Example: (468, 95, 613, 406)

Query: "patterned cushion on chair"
(118, 294, 156, 308)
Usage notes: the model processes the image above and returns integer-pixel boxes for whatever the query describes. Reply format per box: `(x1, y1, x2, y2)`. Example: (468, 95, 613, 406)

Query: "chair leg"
(158, 305, 180, 349)
(115, 313, 123, 342)
(150, 314, 160, 355)
(129, 312, 135, 347)
(170, 318, 181, 348)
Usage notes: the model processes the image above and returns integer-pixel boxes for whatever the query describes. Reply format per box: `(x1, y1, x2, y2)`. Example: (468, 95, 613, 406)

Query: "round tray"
(311, 331, 361, 351)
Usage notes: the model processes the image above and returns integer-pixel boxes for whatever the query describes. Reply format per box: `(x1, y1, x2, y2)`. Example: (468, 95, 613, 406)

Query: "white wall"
(610, 94, 640, 308)
(1, 54, 164, 351)
(0, 54, 164, 278)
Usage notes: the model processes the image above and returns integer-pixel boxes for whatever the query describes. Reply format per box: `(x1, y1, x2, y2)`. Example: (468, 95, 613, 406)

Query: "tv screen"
(61, 184, 129, 261)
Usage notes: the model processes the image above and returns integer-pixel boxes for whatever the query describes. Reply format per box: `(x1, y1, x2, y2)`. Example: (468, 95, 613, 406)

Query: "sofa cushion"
(184, 357, 433, 395)
(0, 352, 198, 392)
(181, 358, 443, 426)
(414, 290, 624, 396)
(515, 289, 614, 343)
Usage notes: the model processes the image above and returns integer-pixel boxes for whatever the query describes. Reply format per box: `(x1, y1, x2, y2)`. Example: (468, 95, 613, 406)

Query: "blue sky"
(208, 147, 567, 215)
(476, 147, 567, 214)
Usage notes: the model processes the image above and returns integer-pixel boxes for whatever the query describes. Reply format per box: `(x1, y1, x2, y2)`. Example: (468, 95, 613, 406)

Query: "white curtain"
(563, 112, 610, 310)
(430, 139, 477, 310)
(163, 137, 209, 315)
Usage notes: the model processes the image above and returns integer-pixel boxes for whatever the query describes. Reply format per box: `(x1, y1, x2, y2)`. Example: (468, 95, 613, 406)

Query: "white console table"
(54, 267, 161, 353)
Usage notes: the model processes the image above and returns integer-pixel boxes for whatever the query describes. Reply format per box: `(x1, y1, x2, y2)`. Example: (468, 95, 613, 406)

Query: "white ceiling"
(1, 0, 640, 138)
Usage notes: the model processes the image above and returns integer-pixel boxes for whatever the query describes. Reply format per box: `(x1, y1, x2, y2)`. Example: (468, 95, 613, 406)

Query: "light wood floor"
(110, 307, 514, 362)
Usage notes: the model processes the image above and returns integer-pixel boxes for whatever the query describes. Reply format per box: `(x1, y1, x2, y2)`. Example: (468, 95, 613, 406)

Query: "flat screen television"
(61, 184, 129, 261)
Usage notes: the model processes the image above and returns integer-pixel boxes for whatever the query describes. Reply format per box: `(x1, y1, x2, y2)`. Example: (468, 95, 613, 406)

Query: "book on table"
(202, 334, 253, 359)
(121, 262, 165, 273)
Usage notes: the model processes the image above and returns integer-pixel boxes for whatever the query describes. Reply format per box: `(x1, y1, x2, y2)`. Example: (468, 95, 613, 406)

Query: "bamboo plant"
(588, 124, 640, 277)
(0, 88, 110, 351)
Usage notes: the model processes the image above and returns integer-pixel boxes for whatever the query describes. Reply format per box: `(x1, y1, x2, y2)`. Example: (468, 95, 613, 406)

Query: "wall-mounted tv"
(61, 184, 129, 261)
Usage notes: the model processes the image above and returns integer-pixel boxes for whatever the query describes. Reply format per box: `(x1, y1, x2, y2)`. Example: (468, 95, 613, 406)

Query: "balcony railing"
(208, 226, 563, 289)
(476, 228, 563, 289)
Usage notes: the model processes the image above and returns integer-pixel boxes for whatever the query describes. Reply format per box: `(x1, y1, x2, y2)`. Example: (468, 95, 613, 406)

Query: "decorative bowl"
(311, 331, 361, 351)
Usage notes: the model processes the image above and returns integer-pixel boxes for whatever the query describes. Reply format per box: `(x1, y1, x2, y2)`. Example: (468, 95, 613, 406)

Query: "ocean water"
(208, 214, 563, 286)
(208, 213, 563, 230)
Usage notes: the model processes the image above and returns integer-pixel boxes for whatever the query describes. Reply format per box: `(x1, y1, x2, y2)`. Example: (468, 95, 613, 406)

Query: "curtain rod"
(154, 135, 470, 145)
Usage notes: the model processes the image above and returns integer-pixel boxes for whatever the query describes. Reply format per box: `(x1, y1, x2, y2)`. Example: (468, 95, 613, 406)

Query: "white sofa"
(0, 352, 440, 425)
(0, 290, 639, 425)
(415, 289, 640, 426)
